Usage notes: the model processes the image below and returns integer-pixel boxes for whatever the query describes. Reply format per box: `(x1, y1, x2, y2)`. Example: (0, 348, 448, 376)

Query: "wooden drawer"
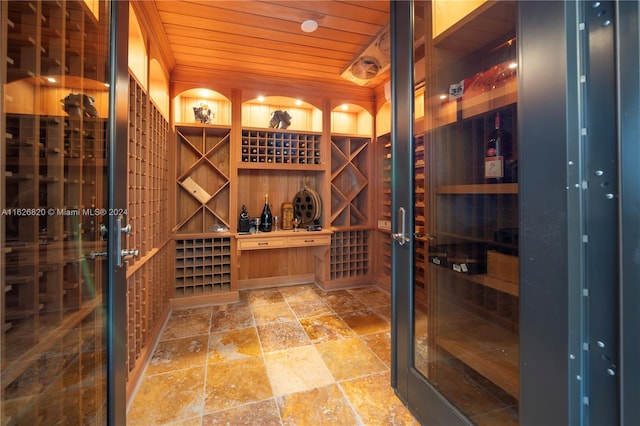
(286, 234, 331, 248)
(237, 238, 286, 251)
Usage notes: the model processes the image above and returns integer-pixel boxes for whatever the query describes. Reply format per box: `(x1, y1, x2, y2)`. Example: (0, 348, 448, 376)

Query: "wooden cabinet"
(171, 95, 380, 293)
(428, 113, 520, 399)
(173, 123, 234, 300)
(236, 230, 331, 251)
(413, 1, 526, 406)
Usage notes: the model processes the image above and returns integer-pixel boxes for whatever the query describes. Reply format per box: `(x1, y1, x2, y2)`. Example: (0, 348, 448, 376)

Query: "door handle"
(392, 207, 411, 246)
(87, 251, 107, 259)
(88, 219, 137, 263)
(87, 249, 138, 260)
(116, 215, 138, 267)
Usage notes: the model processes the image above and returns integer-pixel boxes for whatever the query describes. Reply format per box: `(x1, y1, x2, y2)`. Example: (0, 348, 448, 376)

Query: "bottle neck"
(494, 112, 501, 130)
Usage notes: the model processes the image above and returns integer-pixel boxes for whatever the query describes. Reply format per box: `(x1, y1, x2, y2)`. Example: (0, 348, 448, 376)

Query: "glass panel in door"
(413, 1, 519, 423)
(2, 1, 110, 422)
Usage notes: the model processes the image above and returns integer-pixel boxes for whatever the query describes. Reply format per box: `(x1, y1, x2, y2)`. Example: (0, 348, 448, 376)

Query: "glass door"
(1, 1, 127, 423)
(392, 1, 519, 424)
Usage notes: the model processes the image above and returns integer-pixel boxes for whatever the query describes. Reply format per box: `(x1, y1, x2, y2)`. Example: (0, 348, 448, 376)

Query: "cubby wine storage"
(174, 238, 232, 295)
(330, 230, 370, 280)
(240, 129, 322, 165)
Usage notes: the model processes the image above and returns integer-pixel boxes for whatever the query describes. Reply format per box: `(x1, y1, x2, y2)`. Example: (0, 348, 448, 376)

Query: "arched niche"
(331, 103, 373, 136)
(5, 76, 108, 117)
(173, 88, 231, 126)
(128, 5, 147, 88)
(149, 59, 169, 118)
(376, 101, 391, 136)
(241, 96, 322, 132)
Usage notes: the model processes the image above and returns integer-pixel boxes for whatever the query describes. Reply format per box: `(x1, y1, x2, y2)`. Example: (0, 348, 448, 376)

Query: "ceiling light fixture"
(295, 99, 303, 106)
(301, 19, 318, 33)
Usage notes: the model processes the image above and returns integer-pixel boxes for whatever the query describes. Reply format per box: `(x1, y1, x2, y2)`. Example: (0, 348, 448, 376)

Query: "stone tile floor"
(127, 283, 420, 425)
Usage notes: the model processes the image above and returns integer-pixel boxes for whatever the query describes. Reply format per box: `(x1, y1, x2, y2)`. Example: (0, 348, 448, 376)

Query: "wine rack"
(330, 135, 371, 227)
(330, 230, 370, 280)
(2, 1, 112, 421)
(375, 132, 392, 289)
(126, 243, 172, 375)
(128, 76, 148, 260)
(148, 101, 170, 246)
(127, 77, 170, 261)
(4, 113, 107, 332)
(121, 70, 174, 383)
(174, 238, 232, 295)
(414, 135, 427, 293)
(175, 125, 231, 233)
(240, 129, 322, 166)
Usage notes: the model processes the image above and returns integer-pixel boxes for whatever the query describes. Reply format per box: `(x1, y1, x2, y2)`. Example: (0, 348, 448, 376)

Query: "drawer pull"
(305, 239, 314, 243)
(258, 242, 269, 246)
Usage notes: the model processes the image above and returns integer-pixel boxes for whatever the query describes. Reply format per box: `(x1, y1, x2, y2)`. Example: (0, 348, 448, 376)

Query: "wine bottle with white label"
(484, 112, 513, 183)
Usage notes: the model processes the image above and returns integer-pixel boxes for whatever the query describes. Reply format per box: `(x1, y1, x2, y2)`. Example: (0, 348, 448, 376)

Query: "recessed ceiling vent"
(350, 56, 381, 80)
(341, 25, 390, 86)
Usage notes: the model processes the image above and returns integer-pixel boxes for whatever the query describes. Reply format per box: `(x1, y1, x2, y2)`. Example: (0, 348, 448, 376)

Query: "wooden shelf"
(433, 1, 517, 57)
(433, 264, 518, 296)
(237, 162, 324, 172)
(437, 318, 519, 398)
(436, 183, 518, 194)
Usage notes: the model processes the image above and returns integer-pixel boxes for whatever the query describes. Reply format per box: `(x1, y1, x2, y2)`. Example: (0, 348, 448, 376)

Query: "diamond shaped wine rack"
(330, 136, 371, 227)
(176, 126, 230, 233)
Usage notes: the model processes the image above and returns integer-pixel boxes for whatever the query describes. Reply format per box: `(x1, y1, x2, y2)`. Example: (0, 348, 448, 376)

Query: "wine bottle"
(259, 193, 272, 232)
(484, 112, 513, 183)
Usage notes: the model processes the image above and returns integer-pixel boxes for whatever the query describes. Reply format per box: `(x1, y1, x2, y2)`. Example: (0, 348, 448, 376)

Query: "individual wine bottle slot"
(260, 193, 272, 232)
(484, 112, 514, 183)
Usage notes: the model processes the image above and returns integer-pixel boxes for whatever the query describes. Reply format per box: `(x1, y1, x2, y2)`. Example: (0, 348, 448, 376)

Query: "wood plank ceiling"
(143, 1, 390, 90)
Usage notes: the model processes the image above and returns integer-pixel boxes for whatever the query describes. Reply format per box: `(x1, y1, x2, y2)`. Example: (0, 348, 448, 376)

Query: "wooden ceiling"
(139, 1, 391, 91)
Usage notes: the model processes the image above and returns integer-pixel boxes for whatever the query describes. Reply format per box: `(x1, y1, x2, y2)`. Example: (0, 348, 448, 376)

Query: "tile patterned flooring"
(127, 284, 420, 425)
